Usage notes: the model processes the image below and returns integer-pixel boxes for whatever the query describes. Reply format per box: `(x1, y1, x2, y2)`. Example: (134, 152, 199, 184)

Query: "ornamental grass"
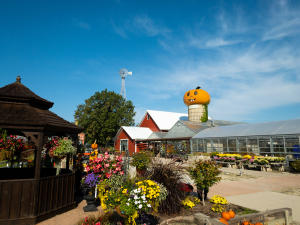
(146, 160, 186, 215)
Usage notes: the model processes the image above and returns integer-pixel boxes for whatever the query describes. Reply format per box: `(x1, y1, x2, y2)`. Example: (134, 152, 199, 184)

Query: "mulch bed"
(158, 201, 256, 222)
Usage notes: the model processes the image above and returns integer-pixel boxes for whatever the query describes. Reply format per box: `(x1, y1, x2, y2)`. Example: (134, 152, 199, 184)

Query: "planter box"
(159, 208, 293, 225)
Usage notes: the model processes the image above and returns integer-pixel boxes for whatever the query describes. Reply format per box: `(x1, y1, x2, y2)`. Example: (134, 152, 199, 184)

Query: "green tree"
(74, 90, 135, 146)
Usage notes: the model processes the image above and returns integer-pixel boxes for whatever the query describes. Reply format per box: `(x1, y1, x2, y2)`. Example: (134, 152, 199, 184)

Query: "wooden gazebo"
(0, 76, 82, 225)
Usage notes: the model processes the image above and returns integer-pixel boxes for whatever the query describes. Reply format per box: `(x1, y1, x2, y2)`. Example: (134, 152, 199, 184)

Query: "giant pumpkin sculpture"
(183, 86, 210, 122)
(183, 86, 210, 106)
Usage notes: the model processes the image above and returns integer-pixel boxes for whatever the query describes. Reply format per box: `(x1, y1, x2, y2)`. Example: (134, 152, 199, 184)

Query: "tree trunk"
(202, 189, 205, 206)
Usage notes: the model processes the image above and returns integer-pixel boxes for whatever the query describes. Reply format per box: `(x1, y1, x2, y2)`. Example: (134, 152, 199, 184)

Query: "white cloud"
(135, 39, 300, 121)
(125, 2, 300, 121)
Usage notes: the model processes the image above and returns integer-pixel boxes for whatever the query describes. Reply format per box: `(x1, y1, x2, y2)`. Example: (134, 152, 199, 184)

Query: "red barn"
(114, 110, 188, 155)
(114, 126, 153, 155)
(139, 110, 187, 132)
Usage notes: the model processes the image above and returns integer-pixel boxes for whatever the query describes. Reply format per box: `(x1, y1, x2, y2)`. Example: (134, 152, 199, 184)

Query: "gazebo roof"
(0, 76, 54, 110)
(0, 76, 81, 133)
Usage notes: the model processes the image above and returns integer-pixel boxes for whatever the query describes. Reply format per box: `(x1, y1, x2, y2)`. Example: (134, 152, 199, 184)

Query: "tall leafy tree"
(74, 90, 135, 146)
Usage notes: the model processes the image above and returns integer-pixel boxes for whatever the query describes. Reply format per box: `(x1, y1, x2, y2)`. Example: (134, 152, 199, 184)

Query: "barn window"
(120, 139, 128, 153)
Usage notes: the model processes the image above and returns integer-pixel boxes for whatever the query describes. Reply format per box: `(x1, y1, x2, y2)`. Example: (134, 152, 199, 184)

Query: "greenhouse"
(190, 119, 300, 156)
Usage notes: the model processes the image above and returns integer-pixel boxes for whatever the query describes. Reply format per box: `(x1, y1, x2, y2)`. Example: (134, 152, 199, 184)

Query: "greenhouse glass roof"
(192, 118, 300, 139)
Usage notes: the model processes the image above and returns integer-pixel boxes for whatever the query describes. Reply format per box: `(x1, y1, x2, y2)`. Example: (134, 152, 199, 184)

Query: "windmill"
(119, 68, 132, 100)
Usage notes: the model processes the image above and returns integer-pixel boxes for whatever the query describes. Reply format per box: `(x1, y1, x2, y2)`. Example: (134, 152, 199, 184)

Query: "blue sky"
(1, 0, 300, 124)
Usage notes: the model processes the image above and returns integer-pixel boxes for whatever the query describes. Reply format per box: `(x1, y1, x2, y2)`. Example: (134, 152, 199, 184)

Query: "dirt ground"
(37, 168, 300, 225)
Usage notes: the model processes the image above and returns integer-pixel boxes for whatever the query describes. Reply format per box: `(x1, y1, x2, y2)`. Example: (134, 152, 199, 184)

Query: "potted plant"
(188, 160, 221, 205)
(131, 151, 152, 176)
(45, 137, 76, 173)
(83, 172, 98, 212)
(0, 132, 25, 167)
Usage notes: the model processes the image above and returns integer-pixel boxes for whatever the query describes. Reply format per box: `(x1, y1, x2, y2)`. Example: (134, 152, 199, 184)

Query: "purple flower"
(84, 173, 98, 188)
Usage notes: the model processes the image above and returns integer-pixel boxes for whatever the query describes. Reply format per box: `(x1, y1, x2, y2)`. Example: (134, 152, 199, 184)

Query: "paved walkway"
(209, 168, 300, 223)
(226, 192, 300, 222)
(38, 168, 300, 225)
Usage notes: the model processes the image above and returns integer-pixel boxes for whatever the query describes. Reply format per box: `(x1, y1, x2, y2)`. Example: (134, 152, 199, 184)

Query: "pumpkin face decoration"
(183, 86, 210, 106)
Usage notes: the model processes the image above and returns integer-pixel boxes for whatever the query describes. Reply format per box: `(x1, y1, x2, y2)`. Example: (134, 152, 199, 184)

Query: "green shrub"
(130, 151, 152, 170)
(188, 160, 221, 205)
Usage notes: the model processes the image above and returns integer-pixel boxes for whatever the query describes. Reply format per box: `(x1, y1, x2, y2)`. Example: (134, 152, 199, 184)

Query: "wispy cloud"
(132, 15, 170, 37)
(189, 37, 242, 48)
(132, 2, 300, 121)
(73, 19, 91, 30)
(263, 18, 300, 41)
(111, 21, 127, 38)
(112, 14, 171, 38)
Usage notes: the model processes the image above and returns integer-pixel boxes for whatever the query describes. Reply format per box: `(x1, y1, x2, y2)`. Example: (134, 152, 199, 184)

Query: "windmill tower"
(119, 68, 132, 100)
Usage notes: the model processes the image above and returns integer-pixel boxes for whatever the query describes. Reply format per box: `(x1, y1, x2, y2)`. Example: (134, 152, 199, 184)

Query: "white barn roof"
(146, 110, 188, 130)
(122, 126, 153, 140)
(192, 118, 300, 139)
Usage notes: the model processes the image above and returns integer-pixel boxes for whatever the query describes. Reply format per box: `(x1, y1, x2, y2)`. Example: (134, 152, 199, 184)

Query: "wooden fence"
(0, 173, 76, 225)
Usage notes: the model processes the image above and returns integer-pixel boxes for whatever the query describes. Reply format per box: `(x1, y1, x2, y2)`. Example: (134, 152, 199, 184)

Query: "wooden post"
(34, 132, 44, 179)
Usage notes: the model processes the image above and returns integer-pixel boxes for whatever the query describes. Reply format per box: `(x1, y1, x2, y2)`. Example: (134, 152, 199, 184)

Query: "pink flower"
(112, 163, 116, 167)
(104, 163, 109, 168)
(120, 171, 124, 175)
(105, 173, 111, 179)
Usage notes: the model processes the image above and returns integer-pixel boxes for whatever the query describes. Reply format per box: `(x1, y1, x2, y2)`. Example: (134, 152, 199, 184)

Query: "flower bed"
(77, 154, 263, 225)
(211, 153, 286, 171)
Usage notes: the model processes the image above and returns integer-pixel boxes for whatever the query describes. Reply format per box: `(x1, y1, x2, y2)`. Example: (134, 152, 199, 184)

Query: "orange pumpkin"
(183, 86, 210, 106)
(242, 221, 250, 225)
(221, 211, 231, 221)
(91, 141, 98, 149)
(228, 209, 235, 219)
(254, 223, 263, 225)
(219, 218, 229, 225)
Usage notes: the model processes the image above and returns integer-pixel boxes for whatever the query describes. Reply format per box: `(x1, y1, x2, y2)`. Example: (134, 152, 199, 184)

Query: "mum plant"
(98, 177, 167, 225)
(188, 160, 221, 205)
(210, 195, 228, 213)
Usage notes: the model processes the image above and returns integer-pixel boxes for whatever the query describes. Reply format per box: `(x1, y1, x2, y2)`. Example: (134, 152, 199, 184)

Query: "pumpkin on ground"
(241, 221, 251, 225)
(219, 218, 229, 225)
(183, 86, 210, 106)
(228, 209, 235, 219)
(221, 211, 231, 221)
